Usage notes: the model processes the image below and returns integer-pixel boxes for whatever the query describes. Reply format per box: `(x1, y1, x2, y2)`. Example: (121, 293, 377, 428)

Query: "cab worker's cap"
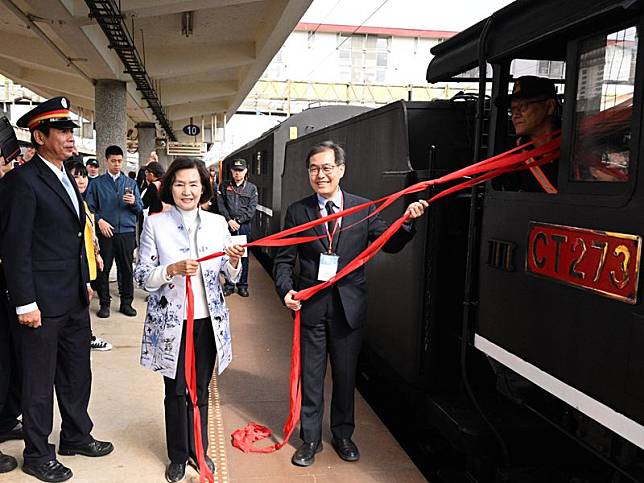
(16, 96, 80, 131)
(231, 159, 247, 170)
(85, 158, 100, 167)
(494, 76, 557, 108)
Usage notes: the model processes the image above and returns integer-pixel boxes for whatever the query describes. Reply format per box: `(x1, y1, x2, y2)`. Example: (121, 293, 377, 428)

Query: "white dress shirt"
(144, 207, 240, 319)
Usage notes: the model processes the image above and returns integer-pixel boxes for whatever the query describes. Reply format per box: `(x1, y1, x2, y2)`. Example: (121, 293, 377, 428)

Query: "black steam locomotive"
(220, 105, 370, 264)
(222, 1, 644, 481)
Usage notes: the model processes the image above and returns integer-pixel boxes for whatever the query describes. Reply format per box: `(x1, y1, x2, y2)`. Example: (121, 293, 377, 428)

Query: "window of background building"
(571, 26, 637, 183)
(510, 59, 566, 79)
(338, 33, 391, 84)
(262, 49, 284, 79)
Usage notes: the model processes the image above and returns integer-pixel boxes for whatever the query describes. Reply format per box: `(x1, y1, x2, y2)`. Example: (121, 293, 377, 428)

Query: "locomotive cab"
(429, 1, 644, 479)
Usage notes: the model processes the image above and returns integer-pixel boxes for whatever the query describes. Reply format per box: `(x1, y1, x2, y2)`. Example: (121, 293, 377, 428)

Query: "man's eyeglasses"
(308, 164, 341, 176)
(508, 98, 549, 116)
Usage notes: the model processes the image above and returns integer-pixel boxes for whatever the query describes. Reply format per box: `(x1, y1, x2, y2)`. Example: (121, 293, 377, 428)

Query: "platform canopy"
(0, 0, 312, 141)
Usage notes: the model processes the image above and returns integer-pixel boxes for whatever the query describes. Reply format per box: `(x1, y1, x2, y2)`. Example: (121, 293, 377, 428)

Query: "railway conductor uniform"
(273, 141, 427, 467)
(0, 97, 112, 482)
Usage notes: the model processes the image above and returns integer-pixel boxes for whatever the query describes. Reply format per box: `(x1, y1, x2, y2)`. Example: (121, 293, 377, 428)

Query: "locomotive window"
(570, 26, 637, 183)
(255, 151, 262, 176)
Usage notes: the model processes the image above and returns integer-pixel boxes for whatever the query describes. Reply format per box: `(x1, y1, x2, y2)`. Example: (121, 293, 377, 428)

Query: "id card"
(317, 253, 339, 281)
(230, 235, 248, 257)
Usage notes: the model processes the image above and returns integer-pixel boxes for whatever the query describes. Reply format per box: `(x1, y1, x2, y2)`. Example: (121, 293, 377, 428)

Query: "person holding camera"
(0, 140, 21, 475)
(85, 145, 143, 319)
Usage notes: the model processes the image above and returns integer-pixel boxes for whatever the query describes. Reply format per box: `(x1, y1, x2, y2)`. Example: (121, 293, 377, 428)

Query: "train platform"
(2, 256, 426, 482)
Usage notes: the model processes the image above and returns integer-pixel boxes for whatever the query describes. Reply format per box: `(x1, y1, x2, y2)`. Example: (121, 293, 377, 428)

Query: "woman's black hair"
(65, 160, 87, 177)
(159, 157, 212, 205)
(145, 161, 165, 180)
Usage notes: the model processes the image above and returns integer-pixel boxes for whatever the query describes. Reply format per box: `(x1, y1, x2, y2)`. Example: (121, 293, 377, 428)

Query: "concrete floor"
(2, 256, 427, 483)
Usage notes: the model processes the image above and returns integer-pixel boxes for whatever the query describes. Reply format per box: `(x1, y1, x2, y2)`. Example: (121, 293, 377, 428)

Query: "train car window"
(570, 26, 638, 183)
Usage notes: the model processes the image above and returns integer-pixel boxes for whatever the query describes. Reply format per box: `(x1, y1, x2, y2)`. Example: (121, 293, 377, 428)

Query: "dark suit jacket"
(0, 154, 89, 317)
(273, 191, 414, 329)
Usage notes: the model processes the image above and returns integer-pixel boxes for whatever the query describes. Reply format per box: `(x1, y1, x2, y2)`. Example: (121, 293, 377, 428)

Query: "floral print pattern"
(135, 207, 238, 378)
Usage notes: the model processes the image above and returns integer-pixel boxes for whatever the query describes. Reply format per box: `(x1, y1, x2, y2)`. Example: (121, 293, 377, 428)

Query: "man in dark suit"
(273, 141, 427, 467)
(0, 97, 113, 482)
(0, 131, 22, 475)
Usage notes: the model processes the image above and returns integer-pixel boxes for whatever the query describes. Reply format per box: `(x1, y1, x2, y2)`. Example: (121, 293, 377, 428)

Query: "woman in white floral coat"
(134, 157, 245, 483)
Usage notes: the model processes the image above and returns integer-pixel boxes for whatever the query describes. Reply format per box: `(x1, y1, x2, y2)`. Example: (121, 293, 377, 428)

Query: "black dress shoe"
(0, 451, 17, 474)
(119, 304, 137, 317)
(332, 437, 360, 462)
(22, 459, 72, 482)
(237, 287, 249, 297)
(165, 462, 186, 482)
(58, 438, 113, 457)
(0, 421, 24, 442)
(223, 286, 235, 297)
(97, 305, 110, 318)
(188, 454, 215, 474)
(291, 441, 322, 467)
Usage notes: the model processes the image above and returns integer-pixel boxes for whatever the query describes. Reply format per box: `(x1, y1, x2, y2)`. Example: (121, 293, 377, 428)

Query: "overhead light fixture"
(181, 11, 193, 37)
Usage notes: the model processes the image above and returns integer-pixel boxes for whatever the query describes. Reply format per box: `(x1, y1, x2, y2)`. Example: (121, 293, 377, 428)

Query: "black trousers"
(96, 232, 136, 307)
(0, 267, 20, 433)
(300, 289, 363, 443)
(163, 317, 217, 464)
(13, 304, 93, 465)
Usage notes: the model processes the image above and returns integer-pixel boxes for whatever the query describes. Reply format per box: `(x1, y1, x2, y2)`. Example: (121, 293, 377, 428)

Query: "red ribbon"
(182, 132, 561, 464)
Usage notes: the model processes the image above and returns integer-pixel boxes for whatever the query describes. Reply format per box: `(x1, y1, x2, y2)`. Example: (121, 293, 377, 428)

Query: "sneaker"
(91, 337, 112, 351)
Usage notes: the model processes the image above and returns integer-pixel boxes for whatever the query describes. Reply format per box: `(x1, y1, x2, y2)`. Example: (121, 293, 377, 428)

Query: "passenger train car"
(224, 1, 644, 481)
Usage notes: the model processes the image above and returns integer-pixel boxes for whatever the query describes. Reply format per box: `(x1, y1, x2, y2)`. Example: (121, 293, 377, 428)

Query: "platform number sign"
(183, 124, 200, 137)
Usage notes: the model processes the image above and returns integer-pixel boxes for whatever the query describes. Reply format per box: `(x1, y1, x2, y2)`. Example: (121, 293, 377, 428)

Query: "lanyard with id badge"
(317, 197, 342, 282)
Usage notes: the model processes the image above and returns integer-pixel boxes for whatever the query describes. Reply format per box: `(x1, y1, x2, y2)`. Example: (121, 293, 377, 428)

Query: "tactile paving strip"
(208, 371, 229, 483)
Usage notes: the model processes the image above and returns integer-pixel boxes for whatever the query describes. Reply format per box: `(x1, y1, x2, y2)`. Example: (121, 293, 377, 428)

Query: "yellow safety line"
(208, 371, 229, 483)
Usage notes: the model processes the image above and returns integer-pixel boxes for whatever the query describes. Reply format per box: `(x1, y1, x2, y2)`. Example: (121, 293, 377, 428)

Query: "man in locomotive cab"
(273, 141, 428, 467)
(495, 75, 561, 193)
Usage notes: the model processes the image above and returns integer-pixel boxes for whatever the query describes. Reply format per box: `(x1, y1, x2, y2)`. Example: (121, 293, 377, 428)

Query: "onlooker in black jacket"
(217, 159, 257, 297)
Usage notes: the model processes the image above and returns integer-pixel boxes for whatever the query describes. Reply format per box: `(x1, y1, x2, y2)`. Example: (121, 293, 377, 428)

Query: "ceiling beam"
(121, 0, 261, 18)
(0, 31, 80, 76)
(160, 80, 238, 105)
(167, 100, 228, 120)
(21, 68, 94, 101)
(145, 41, 255, 79)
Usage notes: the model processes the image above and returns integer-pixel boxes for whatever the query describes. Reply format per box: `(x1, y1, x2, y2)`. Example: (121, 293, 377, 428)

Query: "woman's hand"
(224, 244, 245, 268)
(167, 259, 200, 277)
